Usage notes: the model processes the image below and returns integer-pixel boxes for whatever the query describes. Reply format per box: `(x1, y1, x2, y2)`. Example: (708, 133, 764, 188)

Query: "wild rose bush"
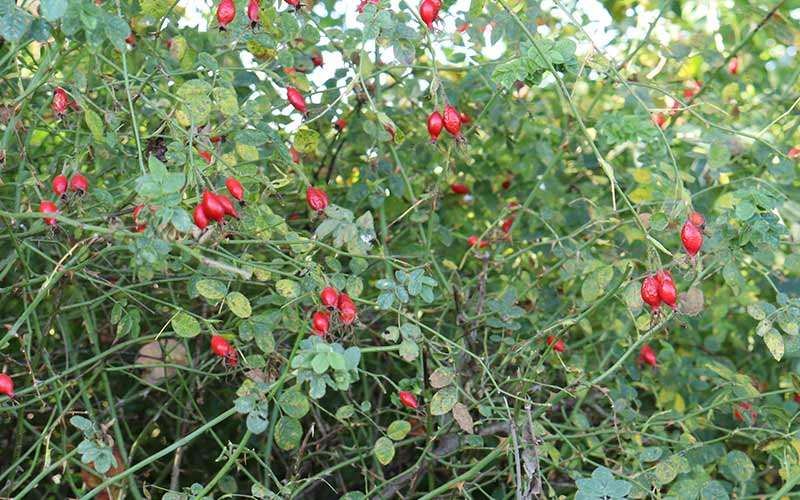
(1, 0, 800, 498)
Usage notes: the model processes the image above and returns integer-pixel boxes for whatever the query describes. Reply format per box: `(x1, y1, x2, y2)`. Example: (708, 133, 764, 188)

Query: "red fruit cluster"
(306, 186, 329, 212)
(0, 373, 13, 398)
(193, 189, 239, 230)
(211, 335, 238, 366)
(286, 87, 308, 115)
(399, 390, 418, 410)
(311, 287, 358, 336)
(546, 335, 566, 353)
(52, 173, 88, 197)
(216, 0, 236, 30)
(450, 183, 469, 195)
(419, 0, 441, 30)
(641, 270, 677, 311)
(427, 105, 464, 144)
(639, 344, 657, 367)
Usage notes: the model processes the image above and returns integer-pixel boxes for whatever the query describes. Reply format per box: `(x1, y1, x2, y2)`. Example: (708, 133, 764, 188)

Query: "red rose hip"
(0, 374, 14, 398)
(399, 390, 418, 410)
(641, 275, 661, 310)
(216, 0, 236, 30)
(427, 111, 443, 143)
(225, 177, 244, 202)
(52, 175, 68, 197)
(306, 186, 329, 211)
(320, 287, 338, 308)
(312, 311, 330, 335)
(681, 221, 703, 257)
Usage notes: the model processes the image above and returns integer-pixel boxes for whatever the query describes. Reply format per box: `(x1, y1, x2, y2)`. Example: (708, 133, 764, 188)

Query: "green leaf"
(246, 410, 269, 435)
(429, 386, 458, 416)
(386, 420, 411, 441)
(274, 416, 302, 450)
(176, 79, 213, 127)
(373, 436, 395, 465)
(196, 279, 227, 301)
(764, 329, 784, 361)
(104, 13, 131, 50)
(226, 292, 252, 318)
(336, 405, 355, 420)
(275, 279, 301, 299)
(171, 312, 200, 338)
(0, 6, 32, 41)
(294, 127, 319, 154)
(70, 416, 94, 432)
(468, 0, 486, 17)
(41, 0, 68, 22)
(311, 353, 329, 374)
(720, 450, 754, 483)
(399, 339, 419, 362)
(278, 389, 310, 419)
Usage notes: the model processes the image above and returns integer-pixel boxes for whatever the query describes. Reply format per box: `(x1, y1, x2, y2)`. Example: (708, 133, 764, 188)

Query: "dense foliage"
(2, 0, 800, 498)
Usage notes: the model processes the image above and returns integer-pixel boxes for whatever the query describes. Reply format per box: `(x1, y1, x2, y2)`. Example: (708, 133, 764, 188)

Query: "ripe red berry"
(0, 374, 13, 398)
(201, 191, 225, 222)
(69, 173, 88, 194)
(338, 293, 357, 325)
(306, 186, 329, 211)
(320, 287, 338, 308)
(681, 221, 703, 257)
(641, 275, 661, 310)
(655, 269, 673, 285)
(450, 183, 469, 195)
(652, 112, 666, 129)
(789, 146, 800, 159)
(211, 335, 232, 357)
(312, 311, 330, 335)
(199, 150, 213, 165)
(427, 111, 443, 143)
(225, 177, 244, 202)
(312, 53, 323, 67)
(639, 345, 657, 367)
(688, 211, 705, 228)
(216, 0, 236, 30)
(285, 0, 300, 6)
(247, 0, 260, 27)
(217, 194, 239, 219)
(501, 178, 511, 190)
(133, 204, 147, 232)
(39, 200, 58, 226)
(728, 57, 739, 75)
(286, 87, 308, 115)
(193, 204, 209, 230)
(467, 235, 488, 248)
(335, 118, 346, 130)
(399, 390, 418, 410)
(290, 146, 301, 164)
(733, 402, 756, 423)
(52, 87, 69, 116)
(419, 0, 440, 30)
(459, 112, 471, 124)
(659, 279, 677, 310)
(126, 32, 136, 45)
(443, 105, 462, 137)
(501, 216, 514, 234)
(683, 80, 701, 99)
(52, 175, 68, 197)
(546, 335, 565, 353)
(210, 135, 225, 144)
